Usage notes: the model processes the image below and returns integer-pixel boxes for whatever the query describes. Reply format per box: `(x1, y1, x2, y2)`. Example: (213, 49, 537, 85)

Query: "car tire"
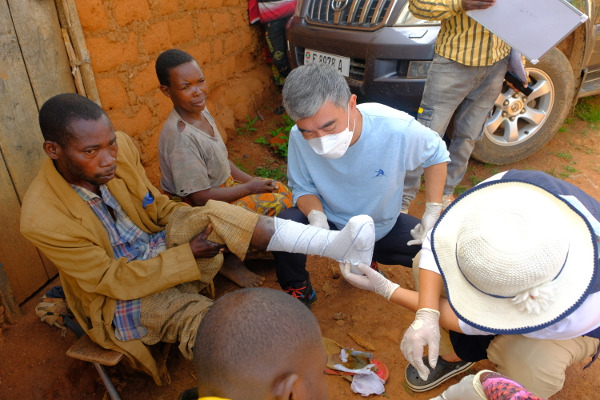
(471, 47, 575, 165)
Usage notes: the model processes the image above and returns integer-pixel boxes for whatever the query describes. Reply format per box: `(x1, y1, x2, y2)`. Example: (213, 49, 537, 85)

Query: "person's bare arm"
(296, 194, 324, 216)
(388, 283, 462, 332)
(423, 162, 446, 203)
(229, 160, 253, 183)
(461, 0, 496, 11)
(186, 164, 279, 206)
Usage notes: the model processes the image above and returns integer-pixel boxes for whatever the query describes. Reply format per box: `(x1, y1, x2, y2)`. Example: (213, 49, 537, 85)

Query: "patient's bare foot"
(219, 253, 265, 288)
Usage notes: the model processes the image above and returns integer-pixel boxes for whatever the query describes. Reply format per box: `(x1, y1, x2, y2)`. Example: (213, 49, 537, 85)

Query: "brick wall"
(74, 0, 276, 185)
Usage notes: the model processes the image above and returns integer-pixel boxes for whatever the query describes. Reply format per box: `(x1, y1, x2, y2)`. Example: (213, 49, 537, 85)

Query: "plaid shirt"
(72, 184, 166, 341)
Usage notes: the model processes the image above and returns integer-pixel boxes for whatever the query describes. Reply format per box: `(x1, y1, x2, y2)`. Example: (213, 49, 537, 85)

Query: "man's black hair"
(155, 49, 196, 87)
(38, 93, 107, 147)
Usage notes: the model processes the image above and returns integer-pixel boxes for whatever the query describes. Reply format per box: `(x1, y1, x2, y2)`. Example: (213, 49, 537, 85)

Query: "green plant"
(235, 161, 246, 172)
(254, 165, 287, 182)
(268, 114, 295, 158)
(253, 114, 296, 159)
(470, 176, 483, 186)
(236, 115, 259, 135)
(254, 136, 268, 145)
(574, 98, 600, 123)
(454, 185, 467, 196)
(556, 152, 572, 160)
(564, 164, 578, 173)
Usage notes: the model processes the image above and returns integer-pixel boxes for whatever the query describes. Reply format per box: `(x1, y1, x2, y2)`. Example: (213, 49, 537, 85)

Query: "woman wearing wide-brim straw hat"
(341, 169, 600, 399)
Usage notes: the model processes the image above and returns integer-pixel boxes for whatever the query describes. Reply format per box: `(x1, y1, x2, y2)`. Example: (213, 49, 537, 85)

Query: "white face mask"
(307, 104, 355, 159)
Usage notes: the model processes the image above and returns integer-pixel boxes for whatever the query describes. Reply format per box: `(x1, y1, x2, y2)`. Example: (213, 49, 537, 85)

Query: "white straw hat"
(432, 180, 598, 334)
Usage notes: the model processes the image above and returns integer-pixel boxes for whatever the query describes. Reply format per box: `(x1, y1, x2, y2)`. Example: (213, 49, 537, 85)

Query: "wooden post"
(54, 0, 101, 105)
(0, 263, 20, 323)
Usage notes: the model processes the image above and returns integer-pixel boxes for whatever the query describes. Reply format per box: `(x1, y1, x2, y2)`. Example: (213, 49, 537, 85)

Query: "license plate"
(304, 49, 350, 77)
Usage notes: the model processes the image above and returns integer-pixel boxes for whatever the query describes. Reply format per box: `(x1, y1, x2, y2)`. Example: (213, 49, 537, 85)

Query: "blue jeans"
(403, 54, 508, 207)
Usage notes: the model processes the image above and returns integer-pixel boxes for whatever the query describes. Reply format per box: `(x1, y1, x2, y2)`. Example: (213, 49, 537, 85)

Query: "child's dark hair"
(193, 287, 322, 393)
(155, 49, 196, 86)
(38, 93, 107, 147)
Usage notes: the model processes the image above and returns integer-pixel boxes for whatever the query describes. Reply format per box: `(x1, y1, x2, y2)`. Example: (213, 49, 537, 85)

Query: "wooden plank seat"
(66, 334, 123, 400)
(67, 334, 123, 365)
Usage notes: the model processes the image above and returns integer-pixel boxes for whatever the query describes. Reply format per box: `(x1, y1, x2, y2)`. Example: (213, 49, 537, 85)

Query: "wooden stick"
(55, 0, 101, 105)
(61, 28, 87, 96)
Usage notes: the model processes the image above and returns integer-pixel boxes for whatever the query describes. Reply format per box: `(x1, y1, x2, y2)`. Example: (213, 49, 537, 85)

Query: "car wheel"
(471, 47, 575, 165)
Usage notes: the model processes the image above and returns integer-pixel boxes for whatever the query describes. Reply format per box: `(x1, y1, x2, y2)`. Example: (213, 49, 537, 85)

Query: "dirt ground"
(1, 94, 599, 400)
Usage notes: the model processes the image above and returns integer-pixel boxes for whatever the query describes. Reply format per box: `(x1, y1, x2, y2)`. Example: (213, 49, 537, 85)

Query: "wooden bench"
(66, 334, 123, 400)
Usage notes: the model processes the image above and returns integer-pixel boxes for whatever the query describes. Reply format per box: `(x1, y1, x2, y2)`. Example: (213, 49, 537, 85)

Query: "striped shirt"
(72, 184, 166, 341)
(409, 0, 511, 66)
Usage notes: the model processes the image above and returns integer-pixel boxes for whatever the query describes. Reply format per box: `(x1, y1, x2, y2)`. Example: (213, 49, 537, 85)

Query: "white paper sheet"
(467, 0, 588, 64)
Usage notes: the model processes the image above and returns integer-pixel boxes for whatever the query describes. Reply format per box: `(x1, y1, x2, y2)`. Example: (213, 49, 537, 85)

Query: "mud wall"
(73, 0, 276, 185)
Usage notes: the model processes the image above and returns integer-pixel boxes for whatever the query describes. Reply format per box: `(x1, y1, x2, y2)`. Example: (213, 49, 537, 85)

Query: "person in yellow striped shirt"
(402, 0, 510, 212)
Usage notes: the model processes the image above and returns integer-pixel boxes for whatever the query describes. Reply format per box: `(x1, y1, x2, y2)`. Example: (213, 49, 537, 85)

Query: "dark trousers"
(273, 207, 421, 288)
(264, 17, 291, 78)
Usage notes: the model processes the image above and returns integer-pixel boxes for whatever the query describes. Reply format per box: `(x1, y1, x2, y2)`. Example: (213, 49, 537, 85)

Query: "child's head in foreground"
(193, 287, 328, 400)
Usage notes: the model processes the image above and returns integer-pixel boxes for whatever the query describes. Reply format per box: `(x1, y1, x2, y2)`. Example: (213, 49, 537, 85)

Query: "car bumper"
(286, 17, 440, 114)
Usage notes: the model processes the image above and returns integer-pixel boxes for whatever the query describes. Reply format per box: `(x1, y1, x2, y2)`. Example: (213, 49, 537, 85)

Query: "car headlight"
(407, 61, 432, 79)
(393, 3, 440, 26)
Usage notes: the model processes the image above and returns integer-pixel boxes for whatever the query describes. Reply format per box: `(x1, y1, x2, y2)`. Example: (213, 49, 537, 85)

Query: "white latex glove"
(339, 262, 399, 300)
(407, 202, 442, 246)
(429, 374, 485, 400)
(307, 210, 329, 229)
(400, 308, 441, 380)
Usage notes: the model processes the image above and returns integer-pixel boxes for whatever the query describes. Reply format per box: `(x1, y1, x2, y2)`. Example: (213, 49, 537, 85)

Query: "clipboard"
(466, 0, 588, 64)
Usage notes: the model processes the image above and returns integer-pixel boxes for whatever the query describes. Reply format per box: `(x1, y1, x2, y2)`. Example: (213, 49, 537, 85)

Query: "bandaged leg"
(267, 214, 375, 265)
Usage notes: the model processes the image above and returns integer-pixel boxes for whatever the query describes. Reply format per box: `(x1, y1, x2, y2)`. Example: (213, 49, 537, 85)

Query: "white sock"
(267, 214, 375, 265)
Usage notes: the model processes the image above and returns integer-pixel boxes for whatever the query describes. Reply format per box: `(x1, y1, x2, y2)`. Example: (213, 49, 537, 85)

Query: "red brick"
(205, 0, 224, 8)
(132, 63, 160, 97)
(87, 33, 138, 73)
(235, 51, 256, 73)
(195, 13, 214, 37)
(74, 0, 109, 31)
(212, 13, 232, 34)
(96, 77, 129, 110)
(215, 56, 236, 81)
(223, 34, 244, 54)
(113, 0, 152, 26)
(202, 65, 219, 85)
(182, 0, 206, 11)
(209, 101, 235, 138)
(107, 105, 154, 137)
(212, 39, 224, 62)
(186, 43, 212, 67)
(141, 21, 172, 55)
(154, 0, 179, 15)
(231, 11, 249, 28)
(143, 159, 162, 187)
(168, 15, 195, 45)
(151, 90, 174, 125)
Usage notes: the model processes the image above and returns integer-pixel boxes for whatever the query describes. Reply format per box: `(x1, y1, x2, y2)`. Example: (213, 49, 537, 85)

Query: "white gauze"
(267, 214, 375, 265)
